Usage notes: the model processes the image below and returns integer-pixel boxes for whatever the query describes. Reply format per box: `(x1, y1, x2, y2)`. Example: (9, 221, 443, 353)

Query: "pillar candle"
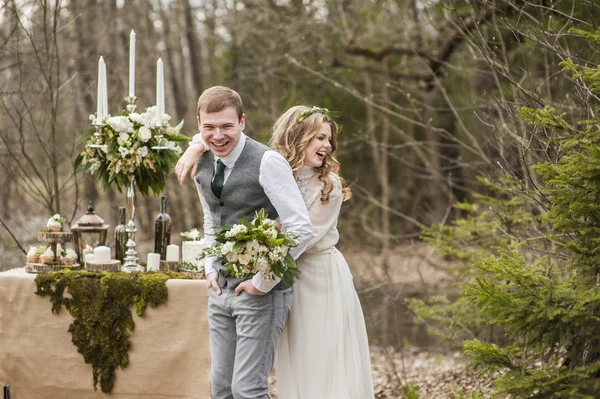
(94, 246, 111, 262)
(128, 30, 136, 98)
(166, 244, 179, 262)
(84, 253, 95, 264)
(147, 253, 160, 272)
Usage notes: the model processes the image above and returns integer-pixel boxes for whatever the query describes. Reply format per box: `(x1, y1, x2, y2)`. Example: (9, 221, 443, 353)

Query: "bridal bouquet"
(202, 209, 300, 285)
(74, 106, 189, 196)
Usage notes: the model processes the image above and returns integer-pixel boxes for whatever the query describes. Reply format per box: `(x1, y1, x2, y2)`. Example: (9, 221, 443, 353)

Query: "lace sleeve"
(305, 174, 343, 249)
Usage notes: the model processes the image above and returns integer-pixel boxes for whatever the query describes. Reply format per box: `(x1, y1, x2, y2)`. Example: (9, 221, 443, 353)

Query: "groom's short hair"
(197, 86, 244, 121)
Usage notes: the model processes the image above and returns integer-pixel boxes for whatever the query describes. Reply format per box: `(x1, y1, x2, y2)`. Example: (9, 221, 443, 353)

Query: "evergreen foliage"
(410, 31, 600, 397)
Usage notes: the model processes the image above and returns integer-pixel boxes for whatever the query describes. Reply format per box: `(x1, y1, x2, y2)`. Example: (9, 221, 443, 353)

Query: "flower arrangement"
(50, 214, 67, 223)
(74, 106, 189, 196)
(202, 209, 299, 285)
(180, 228, 203, 241)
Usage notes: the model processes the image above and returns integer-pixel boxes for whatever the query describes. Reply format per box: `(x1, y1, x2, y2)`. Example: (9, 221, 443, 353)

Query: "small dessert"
(46, 214, 65, 232)
(27, 246, 40, 263)
(61, 249, 78, 265)
(40, 247, 55, 264)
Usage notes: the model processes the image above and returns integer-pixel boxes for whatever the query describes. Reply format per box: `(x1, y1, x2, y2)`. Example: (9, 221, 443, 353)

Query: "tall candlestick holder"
(121, 173, 144, 272)
(152, 125, 170, 150)
(87, 122, 105, 149)
(125, 96, 137, 113)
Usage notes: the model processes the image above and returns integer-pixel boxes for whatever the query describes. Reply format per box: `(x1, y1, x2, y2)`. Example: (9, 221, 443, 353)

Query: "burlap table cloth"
(0, 268, 211, 399)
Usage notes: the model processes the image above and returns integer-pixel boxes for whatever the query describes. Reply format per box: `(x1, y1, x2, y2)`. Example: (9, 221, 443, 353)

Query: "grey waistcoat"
(196, 138, 286, 289)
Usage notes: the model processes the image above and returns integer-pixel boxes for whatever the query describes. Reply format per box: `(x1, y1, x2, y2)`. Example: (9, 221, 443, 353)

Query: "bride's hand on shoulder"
(175, 142, 207, 185)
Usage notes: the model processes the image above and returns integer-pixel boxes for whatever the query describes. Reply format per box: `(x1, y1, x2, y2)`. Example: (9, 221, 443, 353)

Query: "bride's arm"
(175, 133, 208, 185)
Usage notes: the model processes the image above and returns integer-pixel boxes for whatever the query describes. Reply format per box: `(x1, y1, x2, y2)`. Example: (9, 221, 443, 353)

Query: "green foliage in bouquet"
(74, 106, 189, 196)
(203, 209, 299, 286)
(34, 269, 183, 393)
(410, 31, 600, 398)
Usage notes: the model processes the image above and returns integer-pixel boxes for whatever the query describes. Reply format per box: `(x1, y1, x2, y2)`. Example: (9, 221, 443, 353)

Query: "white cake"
(182, 240, 205, 268)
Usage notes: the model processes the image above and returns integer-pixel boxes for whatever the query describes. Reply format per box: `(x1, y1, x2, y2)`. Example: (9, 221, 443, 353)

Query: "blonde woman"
(175, 105, 374, 398)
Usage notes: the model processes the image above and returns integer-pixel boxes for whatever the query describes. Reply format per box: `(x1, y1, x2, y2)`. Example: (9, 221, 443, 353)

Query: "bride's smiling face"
(303, 123, 332, 168)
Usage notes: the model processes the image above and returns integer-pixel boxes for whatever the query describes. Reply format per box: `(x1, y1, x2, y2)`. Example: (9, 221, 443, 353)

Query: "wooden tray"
(25, 262, 81, 274)
(37, 231, 74, 243)
(85, 260, 121, 272)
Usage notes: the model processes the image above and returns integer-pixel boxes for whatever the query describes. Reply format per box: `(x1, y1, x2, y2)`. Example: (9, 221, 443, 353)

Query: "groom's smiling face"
(198, 106, 245, 158)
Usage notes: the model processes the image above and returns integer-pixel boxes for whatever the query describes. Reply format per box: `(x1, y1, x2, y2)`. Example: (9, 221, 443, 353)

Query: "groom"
(192, 86, 312, 399)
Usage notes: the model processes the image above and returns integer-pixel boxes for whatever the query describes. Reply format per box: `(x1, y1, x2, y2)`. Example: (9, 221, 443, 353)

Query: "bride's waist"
(301, 246, 337, 257)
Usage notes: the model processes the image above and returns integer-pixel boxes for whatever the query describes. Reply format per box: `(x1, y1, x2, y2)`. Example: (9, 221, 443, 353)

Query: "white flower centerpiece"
(202, 209, 300, 285)
(74, 106, 189, 196)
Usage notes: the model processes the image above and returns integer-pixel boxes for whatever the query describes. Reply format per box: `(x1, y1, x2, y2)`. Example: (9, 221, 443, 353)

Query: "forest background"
(2, 0, 600, 397)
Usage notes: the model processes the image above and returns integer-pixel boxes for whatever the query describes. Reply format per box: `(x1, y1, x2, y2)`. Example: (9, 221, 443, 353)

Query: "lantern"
(71, 202, 110, 263)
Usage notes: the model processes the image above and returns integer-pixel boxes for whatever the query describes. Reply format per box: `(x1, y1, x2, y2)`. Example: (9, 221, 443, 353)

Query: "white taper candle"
(96, 57, 103, 123)
(129, 30, 136, 98)
(101, 58, 108, 118)
(156, 57, 164, 126)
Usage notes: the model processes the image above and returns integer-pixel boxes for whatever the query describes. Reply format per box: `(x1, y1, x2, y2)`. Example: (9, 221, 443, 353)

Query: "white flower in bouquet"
(268, 250, 282, 263)
(238, 253, 252, 265)
(117, 133, 130, 146)
(221, 241, 235, 255)
(225, 224, 249, 239)
(108, 115, 134, 133)
(118, 146, 130, 158)
(138, 126, 152, 142)
(265, 228, 278, 240)
(256, 256, 271, 277)
(128, 112, 143, 124)
(139, 146, 148, 157)
(226, 251, 239, 263)
(245, 239, 260, 256)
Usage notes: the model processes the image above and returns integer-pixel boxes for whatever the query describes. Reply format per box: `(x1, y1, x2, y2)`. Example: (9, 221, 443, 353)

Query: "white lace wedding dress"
(275, 167, 375, 399)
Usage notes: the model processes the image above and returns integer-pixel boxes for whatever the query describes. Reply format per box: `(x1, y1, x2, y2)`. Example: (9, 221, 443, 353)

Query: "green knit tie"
(211, 159, 226, 199)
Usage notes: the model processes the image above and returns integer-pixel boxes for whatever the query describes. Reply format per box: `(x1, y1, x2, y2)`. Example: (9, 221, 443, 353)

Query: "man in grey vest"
(192, 86, 312, 399)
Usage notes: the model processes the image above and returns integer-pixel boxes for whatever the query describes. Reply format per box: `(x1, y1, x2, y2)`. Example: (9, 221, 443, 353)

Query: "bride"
(175, 105, 374, 399)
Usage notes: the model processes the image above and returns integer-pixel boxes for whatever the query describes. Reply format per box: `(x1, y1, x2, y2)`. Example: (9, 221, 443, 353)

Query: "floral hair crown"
(296, 106, 331, 124)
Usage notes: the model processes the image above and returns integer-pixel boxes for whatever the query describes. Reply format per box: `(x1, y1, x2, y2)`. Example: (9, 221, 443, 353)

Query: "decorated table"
(0, 268, 211, 399)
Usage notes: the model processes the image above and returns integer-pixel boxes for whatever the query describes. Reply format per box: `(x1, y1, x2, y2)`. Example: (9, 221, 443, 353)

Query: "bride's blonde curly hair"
(269, 105, 351, 204)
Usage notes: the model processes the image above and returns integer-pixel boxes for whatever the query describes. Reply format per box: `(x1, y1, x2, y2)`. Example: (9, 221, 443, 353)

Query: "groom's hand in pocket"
(235, 281, 266, 296)
(207, 271, 222, 295)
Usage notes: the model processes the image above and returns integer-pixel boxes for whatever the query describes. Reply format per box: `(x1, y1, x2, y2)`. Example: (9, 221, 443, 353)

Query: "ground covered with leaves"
(268, 346, 494, 399)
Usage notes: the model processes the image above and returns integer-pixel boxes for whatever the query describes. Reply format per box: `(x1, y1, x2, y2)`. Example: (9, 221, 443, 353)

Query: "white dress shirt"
(195, 133, 312, 292)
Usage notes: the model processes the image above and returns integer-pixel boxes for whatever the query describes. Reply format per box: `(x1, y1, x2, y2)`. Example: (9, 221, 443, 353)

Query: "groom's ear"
(239, 114, 246, 130)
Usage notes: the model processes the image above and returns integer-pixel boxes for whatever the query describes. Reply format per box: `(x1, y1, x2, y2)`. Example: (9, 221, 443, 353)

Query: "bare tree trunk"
(378, 61, 391, 275)
(158, 3, 187, 121)
(183, 0, 203, 92)
(69, 0, 99, 205)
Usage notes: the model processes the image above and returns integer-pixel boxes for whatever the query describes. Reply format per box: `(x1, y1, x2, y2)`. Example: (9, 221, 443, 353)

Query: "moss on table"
(34, 269, 189, 393)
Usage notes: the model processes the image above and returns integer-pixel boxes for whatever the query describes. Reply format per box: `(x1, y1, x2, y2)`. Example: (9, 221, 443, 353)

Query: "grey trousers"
(208, 286, 293, 399)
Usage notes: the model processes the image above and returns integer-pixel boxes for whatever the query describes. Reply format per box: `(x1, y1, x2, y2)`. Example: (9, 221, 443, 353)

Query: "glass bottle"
(114, 207, 128, 263)
(154, 195, 172, 260)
